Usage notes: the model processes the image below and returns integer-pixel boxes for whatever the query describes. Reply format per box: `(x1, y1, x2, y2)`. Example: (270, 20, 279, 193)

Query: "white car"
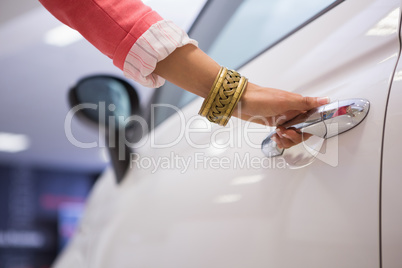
(55, 0, 402, 267)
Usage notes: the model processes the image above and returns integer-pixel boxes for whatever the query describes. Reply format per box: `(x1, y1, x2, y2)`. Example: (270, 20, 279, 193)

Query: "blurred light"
(214, 194, 242, 204)
(394, 70, 402, 81)
(0, 230, 45, 248)
(231, 174, 264, 185)
(207, 138, 229, 155)
(189, 118, 210, 129)
(58, 203, 85, 250)
(366, 8, 399, 36)
(378, 53, 398, 64)
(100, 148, 109, 162)
(0, 132, 30, 153)
(207, 146, 228, 156)
(44, 25, 84, 47)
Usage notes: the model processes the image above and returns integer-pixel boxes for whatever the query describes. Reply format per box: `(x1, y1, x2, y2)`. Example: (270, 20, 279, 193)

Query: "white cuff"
(123, 20, 198, 88)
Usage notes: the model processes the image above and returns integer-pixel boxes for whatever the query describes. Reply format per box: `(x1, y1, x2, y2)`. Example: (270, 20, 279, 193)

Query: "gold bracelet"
(207, 69, 240, 124)
(199, 67, 247, 126)
(219, 76, 248, 126)
(199, 67, 228, 117)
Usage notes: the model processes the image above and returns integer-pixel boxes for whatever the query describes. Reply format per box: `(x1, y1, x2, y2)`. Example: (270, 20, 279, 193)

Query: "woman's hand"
(236, 83, 330, 125)
(235, 82, 329, 148)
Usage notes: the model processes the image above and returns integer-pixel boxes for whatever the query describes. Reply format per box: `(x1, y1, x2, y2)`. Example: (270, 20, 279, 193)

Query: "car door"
(54, 0, 402, 267)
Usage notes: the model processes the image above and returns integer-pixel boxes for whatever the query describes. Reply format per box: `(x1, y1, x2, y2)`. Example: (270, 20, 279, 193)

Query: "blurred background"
(0, 0, 206, 267)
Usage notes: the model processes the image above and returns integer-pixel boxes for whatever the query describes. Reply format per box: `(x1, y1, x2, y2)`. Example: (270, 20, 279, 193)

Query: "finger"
(278, 128, 303, 145)
(277, 127, 314, 148)
(285, 127, 314, 142)
(275, 129, 297, 149)
(271, 133, 283, 149)
(277, 137, 296, 149)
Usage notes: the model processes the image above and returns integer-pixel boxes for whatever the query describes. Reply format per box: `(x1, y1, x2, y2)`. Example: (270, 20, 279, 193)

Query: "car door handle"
(261, 98, 370, 157)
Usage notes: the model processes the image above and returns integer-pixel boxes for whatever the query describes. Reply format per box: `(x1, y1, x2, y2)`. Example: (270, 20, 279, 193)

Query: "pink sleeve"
(123, 20, 198, 88)
(39, 0, 163, 70)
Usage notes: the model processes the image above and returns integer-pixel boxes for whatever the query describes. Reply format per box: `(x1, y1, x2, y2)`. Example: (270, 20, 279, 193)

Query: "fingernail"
(276, 129, 283, 138)
(272, 136, 280, 145)
(318, 97, 330, 105)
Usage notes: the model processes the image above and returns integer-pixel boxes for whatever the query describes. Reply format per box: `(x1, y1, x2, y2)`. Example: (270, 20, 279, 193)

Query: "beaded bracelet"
(199, 66, 248, 126)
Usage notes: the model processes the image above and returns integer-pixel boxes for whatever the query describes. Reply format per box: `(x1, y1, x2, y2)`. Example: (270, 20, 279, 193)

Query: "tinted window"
(208, 0, 338, 68)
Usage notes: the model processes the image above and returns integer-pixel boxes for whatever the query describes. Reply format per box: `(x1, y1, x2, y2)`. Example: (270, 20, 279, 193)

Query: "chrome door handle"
(261, 98, 370, 157)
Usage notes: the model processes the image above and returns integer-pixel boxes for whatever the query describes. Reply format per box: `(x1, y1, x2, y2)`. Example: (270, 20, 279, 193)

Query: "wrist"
(237, 82, 261, 116)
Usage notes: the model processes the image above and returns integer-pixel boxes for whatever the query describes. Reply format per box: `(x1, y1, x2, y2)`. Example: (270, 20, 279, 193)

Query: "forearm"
(154, 44, 221, 98)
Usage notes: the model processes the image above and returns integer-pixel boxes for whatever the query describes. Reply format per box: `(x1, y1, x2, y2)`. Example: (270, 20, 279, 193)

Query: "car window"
(207, 0, 339, 68)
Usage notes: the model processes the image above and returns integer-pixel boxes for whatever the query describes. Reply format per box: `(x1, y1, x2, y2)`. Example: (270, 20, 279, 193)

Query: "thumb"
(291, 96, 330, 111)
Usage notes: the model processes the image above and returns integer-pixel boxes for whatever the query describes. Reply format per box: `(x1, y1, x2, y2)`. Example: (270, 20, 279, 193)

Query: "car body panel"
(382, 23, 402, 268)
(54, 0, 401, 267)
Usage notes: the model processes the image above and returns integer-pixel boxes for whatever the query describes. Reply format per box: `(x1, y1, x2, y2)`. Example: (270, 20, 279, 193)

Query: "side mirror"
(68, 75, 140, 183)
